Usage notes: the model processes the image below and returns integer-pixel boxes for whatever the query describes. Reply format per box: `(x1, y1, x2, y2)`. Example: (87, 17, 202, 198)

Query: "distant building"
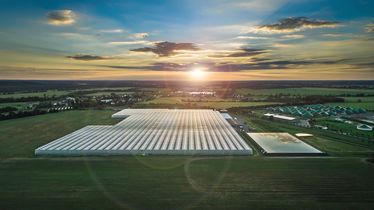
(295, 133, 314, 137)
(357, 124, 373, 131)
(264, 113, 296, 121)
(189, 91, 215, 96)
(294, 119, 311, 128)
(100, 99, 113, 103)
(65, 97, 76, 103)
(314, 125, 328, 130)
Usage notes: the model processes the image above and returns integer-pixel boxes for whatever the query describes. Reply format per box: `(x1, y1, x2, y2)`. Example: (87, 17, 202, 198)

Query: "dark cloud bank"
(66, 54, 110, 61)
(258, 17, 339, 33)
(130, 41, 200, 57)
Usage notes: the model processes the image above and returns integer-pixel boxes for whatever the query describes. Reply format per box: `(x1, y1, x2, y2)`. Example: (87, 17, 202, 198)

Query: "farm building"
(266, 104, 366, 118)
(247, 133, 325, 156)
(357, 124, 373, 131)
(35, 109, 252, 156)
(264, 113, 296, 121)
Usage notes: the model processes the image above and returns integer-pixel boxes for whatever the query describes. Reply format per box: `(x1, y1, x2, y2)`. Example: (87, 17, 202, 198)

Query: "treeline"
(263, 95, 345, 104)
(0, 109, 47, 120)
(0, 96, 59, 103)
(0, 106, 17, 113)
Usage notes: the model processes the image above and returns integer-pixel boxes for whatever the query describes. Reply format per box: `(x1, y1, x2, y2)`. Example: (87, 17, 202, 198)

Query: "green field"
(0, 90, 72, 98)
(0, 87, 135, 98)
(0, 110, 119, 158)
(236, 88, 374, 96)
(328, 96, 374, 110)
(138, 97, 279, 109)
(342, 96, 374, 102)
(86, 91, 135, 96)
(0, 157, 373, 210)
(139, 96, 183, 104)
(327, 102, 374, 111)
(0, 102, 38, 109)
(1, 110, 374, 210)
(316, 119, 374, 139)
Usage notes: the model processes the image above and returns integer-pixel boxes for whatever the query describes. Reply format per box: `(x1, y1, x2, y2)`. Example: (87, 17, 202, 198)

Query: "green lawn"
(0, 110, 119, 158)
(236, 88, 374, 96)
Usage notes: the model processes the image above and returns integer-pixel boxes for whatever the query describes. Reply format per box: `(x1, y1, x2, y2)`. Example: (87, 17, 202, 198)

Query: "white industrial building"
(247, 132, 324, 156)
(35, 109, 252, 156)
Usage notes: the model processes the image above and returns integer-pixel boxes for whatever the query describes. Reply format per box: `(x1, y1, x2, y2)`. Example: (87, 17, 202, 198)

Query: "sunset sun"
(189, 68, 206, 79)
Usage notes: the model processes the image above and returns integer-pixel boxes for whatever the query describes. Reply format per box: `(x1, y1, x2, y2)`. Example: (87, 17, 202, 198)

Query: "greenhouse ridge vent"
(35, 109, 253, 156)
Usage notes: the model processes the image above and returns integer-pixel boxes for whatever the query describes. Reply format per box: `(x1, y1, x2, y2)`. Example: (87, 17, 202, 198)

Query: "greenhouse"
(35, 109, 252, 156)
(247, 132, 324, 156)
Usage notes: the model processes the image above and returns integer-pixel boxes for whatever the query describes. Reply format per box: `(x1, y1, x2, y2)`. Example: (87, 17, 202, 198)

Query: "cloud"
(47, 10, 76, 26)
(365, 23, 374, 33)
(256, 17, 339, 33)
(66, 54, 111, 61)
(222, 48, 268, 57)
(272, 43, 293, 48)
(282, 34, 304, 39)
(235, 36, 270, 40)
(353, 61, 374, 68)
(130, 41, 200, 57)
(130, 33, 149, 39)
(109, 41, 152, 45)
(58, 32, 96, 41)
(322, 33, 346, 37)
(99, 29, 125, 33)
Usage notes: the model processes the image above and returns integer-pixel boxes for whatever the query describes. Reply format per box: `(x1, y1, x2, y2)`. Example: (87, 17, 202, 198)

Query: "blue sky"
(0, 0, 373, 80)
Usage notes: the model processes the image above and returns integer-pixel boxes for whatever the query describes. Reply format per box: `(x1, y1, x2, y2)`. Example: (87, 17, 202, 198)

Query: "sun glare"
(190, 68, 206, 79)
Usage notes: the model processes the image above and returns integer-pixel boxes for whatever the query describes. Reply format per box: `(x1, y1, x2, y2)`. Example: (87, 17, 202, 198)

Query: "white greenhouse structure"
(35, 109, 252, 156)
(247, 132, 324, 156)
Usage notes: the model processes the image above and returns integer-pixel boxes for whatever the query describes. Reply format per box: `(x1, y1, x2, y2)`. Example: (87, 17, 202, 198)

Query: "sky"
(0, 0, 373, 80)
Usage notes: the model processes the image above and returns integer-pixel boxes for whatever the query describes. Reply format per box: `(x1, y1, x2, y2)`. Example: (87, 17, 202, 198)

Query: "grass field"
(0, 110, 374, 210)
(316, 118, 374, 139)
(0, 102, 37, 109)
(327, 102, 374, 111)
(86, 91, 135, 96)
(138, 97, 279, 109)
(0, 110, 119, 158)
(0, 88, 135, 98)
(0, 90, 72, 98)
(236, 88, 374, 96)
(139, 96, 183, 104)
(0, 157, 373, 210)
(342, 96, 374, 102)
